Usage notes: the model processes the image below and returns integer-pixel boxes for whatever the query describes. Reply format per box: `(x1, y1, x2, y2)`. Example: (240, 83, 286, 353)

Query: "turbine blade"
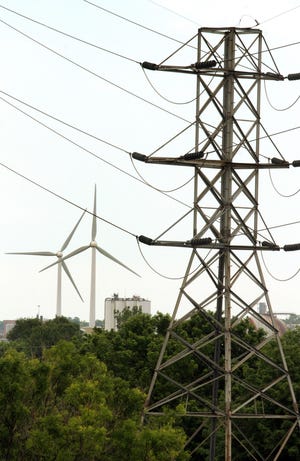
(92, 184, 97, 241)
(96, 245, 140, 277)
(61, 209, 86, 252)
(62, 261, 84, 302)
(39, 245, 90, 272)
(6, 251, 56, 256)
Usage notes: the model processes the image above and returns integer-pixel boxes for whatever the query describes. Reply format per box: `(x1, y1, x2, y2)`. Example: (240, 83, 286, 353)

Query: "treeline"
(0, 313, 300, 460)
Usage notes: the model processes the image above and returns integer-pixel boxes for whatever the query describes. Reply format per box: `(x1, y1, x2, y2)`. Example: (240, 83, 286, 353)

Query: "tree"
(7, 316, 81, 358)
(80, 312, 171, 391)
(25, 341, 188, 461)
(0, 349, 40, 460)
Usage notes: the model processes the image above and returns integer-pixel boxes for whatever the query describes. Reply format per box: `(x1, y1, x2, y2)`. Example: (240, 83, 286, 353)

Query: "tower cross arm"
(138, 235, 281, 251)
(132, 152, 291, 169)
(141, 61, 284, 80)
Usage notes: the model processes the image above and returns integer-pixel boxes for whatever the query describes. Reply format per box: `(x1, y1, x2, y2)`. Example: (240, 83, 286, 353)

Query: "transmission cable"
(158, 31, 199, 66)
(262, 36, 281, 76)
(264, 80, 300, 111)
(255, 3, 300, 27)
(0, 159, 137, 238)
(83, 0, 300, 60)
(251, 125, 300, 143)
(4, 17, 300, 209)
(0, 95, 191, 210)
(153, 208, 194, 242)
(0, 88, 130, 154)
(257, 209, 277, 244)
(142, 67, 196, 105)
(137, 238, 213, 281)
(265, 39, 300, 55)
(260, 250, 300, 282)
(1, 87, 204, 164)
(149, 121, 196, 158)
(146, 0, 200, 26)
(142, 67, 217, 107)
(6, 9, 294, 164)
(0, 3, 139, 64)
(268, 167, 300, 198)
(2, 87, 196, 194)
(258, 122, 285, 160)
(258, 219, 300, 232)
(235, 39, 300, 64)
(130, 153, 194, 193)
(83, 0, 197, 50)
(0, 16, 191, 125)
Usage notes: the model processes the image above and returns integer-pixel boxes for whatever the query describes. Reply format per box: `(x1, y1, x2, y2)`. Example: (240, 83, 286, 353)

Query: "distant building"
(3, 320, 16, 337)
(104, 293, 151, 331)
(248, 303, 288, 337)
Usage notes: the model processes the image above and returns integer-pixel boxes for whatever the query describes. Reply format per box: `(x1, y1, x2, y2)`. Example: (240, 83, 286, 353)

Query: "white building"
(3, 320, 16, 337)
(104, 294, 151, 331)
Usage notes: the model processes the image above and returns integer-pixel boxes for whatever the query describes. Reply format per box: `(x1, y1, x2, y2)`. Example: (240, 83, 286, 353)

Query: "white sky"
(1, 0, 300, 321)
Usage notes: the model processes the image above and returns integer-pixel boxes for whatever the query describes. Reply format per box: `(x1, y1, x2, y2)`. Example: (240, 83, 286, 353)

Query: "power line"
(146, 0, 200, 26)
(252, 125, 300, 142)
(4, 12, 300, 161)
(149, 121, 196, 157)
(0, 17, 191, 125)
(258, 220, 300, 232)
(0, 3, 139, 64)
(9, 84, 295, 277)
(6, 82, 300, 167)
(130, 153, 194, 193)
(260, 250, 300, 282)
(239, 38, 300, 60)
(264, 80, 300, 112)
(0, 94, 192, 210)
(142, 67, 196, 105)
(2, 16, 300, 229)
(255, 3, 300, 27)
(0, 89, 130, 154)
(235, 36, 300, 67)
(137, 239, 207, 281)
(4, 1, 300, 95)
(258, 122, 285, 160)
(267, 39, 300, 54)
(158, 31, 199, 66)
(82, 0, 300, 60)
(268, 168, 300, 198)
(83, 0, 197, 50)
(262, 35, 281, 76)
(0, 160, 137, 238)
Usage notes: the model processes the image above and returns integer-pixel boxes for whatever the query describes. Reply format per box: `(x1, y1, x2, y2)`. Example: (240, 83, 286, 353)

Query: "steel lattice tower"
(136, 27, 300, 460)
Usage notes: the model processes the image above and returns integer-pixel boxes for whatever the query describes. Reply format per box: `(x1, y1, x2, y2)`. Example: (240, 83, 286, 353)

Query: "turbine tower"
(43, 185, 140, 327)
(7, 210, 85, 316)
(136, 27, 300, 460)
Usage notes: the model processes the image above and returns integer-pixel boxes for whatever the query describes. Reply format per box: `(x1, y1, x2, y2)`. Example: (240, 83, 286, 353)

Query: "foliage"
(2, 311, 300, 460)
(79, 312, 171, 391)
(0, 339, 187, 460)
(285, 314, 300, 325)
(114, 305, 143, 330)
(7, 316, 81, 358)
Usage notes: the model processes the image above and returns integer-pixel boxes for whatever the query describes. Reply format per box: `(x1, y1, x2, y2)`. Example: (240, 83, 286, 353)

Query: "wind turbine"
(7, 210, 85, 317)
(41, 185, 140, 327)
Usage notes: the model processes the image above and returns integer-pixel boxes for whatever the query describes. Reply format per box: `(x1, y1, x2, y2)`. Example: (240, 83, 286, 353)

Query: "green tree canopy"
(7, 316, 81, 358)
(0, 340, 188, 461)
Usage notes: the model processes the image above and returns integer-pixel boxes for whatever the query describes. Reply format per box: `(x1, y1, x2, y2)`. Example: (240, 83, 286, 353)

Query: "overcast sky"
(1, 0, 300, 322)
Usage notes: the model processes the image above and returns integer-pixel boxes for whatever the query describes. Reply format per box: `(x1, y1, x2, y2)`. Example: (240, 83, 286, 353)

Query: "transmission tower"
(135, 27, 300, 460)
